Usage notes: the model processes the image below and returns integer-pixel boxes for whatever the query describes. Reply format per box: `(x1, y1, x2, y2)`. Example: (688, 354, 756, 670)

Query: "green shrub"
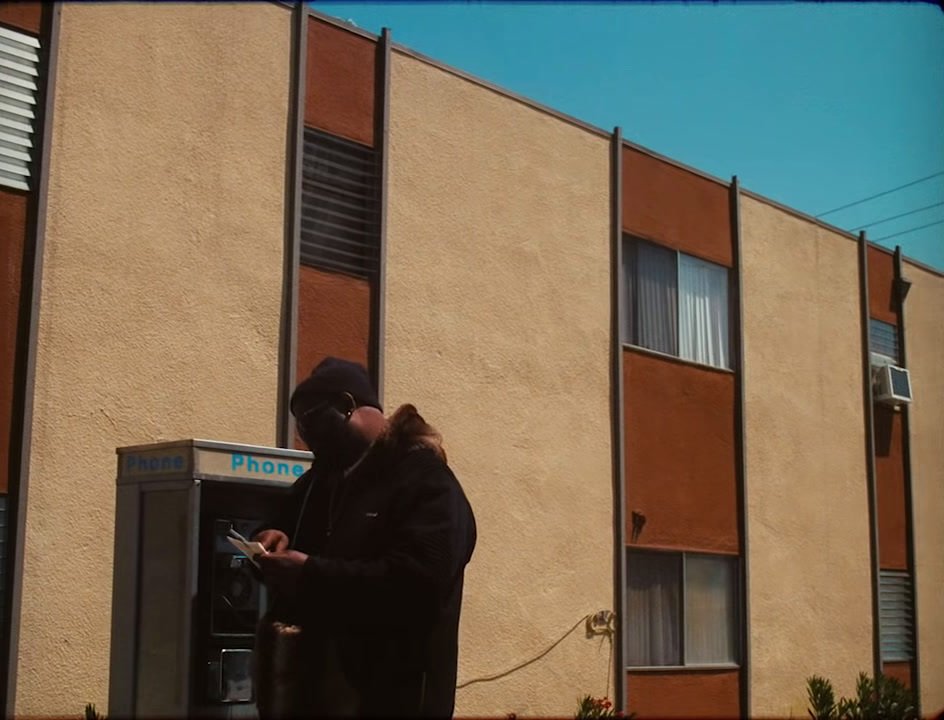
(808, 674, 838, 720)
(806, 673, 916, 720)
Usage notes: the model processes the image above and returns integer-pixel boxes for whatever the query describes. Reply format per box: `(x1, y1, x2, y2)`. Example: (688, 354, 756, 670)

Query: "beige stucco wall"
(15, 3, 291, 715)
(903, 262, 944, 716)
(385, 52, 614, 718)
(741, 197, 874, 716)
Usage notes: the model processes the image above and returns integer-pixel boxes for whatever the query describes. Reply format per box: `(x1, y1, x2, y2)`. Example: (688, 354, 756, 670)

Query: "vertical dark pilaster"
(4, 4, 61, 714)
(610, 127, 627, 714)
(730, 176, 750, 718)
(277, 1, 307, 446)
(859, 231, 883, 682)
(893, 246, 920, 709)
(369, 28, 391, 405)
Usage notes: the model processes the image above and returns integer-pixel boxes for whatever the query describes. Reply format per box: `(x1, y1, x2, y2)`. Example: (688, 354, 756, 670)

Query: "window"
(0, 26, 41, 192)
(627, 550, 739, 667)
(869, 319, 900, 366)
(879, 570, 914, 662)
(300, 127, 380, 278)
(623, 237, 731, 369)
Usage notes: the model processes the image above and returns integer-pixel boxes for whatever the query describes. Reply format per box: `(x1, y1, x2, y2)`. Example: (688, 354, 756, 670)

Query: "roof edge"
(740, 190, 944, 277)
(282, 2, 944, 279)
(740, 188, 859, 240)
(622, 140, 731, 188)
(389, 44, 609, 139)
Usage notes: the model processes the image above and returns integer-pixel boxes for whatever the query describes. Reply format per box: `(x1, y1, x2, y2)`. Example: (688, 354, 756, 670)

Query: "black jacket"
(263, 405, 476, 718)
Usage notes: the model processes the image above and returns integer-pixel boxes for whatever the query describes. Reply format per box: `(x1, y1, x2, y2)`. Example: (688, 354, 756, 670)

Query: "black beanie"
(290, 357, 381, 413)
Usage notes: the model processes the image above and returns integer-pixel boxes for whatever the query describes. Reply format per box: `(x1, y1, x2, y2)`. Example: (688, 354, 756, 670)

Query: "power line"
(815, 171, 944, 218)
(872, 218, 944, 243)
(855, 201, 944, 230)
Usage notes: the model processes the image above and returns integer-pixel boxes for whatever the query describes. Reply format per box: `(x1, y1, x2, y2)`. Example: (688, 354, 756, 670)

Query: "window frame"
(626, 548, 741, 671)
(621, 235, 734, 372)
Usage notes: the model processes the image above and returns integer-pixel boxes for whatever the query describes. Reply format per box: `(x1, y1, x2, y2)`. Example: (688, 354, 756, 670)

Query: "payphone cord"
(292, 466, 353, 547)
(291, 470, 318, 552)
(218, 592, 256, 627)
(248, 474, 319, 623)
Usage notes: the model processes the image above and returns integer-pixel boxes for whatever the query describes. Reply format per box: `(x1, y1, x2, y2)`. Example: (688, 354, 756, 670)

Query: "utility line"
(816, 171, 944, 218)
(872, 218, 944, 243)
(855, 201, 944, 230)
(456, 614, 590, 689)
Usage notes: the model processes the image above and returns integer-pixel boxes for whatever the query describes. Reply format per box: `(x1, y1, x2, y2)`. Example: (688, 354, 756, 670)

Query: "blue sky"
(314, 1, 944, 271)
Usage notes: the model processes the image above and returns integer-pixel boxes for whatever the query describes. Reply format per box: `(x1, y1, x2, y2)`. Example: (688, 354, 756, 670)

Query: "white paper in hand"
(226, 529, 268, 569)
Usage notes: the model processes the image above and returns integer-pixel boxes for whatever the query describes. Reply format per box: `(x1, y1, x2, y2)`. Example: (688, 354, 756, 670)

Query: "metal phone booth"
(108, 439, 311, 719)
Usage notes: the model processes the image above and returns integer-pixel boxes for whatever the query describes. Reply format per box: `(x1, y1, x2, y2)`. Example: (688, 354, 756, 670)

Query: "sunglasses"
(294, 392, 357, 435)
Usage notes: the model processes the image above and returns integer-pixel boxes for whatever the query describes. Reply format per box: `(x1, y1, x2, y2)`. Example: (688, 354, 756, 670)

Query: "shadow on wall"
(873, 405, 896, 458)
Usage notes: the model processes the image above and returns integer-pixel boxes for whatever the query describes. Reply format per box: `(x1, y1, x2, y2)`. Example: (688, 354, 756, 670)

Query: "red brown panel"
(627, 669, 740, 718)
(295, 266, 371, 448)
(882, 661, 912, 689)
(296, 265, 371, 381)
(1, 188, 28, 494)
(306, 18, 376, 147)
(624, 348, 739, 554)
(622, 147, 733, 268)
(868, 245, 897, 325)
(0, 2, 42, 34)
(874, 405, 908, 570)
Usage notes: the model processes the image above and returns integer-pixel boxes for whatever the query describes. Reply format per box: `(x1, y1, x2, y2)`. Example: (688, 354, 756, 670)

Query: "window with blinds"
(879, 570, 914, 662)
(870, 319, 900, 365)
(0, 25, 41, 192)
(300, 127, 380, 278)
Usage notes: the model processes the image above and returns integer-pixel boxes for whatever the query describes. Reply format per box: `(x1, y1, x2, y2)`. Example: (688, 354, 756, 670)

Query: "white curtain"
(627, 553, 680, 666)
(684, 555, 737, 664)
(678, 254, 729, 368)
(637, 242, 678, 356)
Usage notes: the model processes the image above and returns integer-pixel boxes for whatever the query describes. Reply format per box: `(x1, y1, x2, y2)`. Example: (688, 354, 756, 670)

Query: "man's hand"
(253, 529, 290, 553)
(256, 550, 309, 598)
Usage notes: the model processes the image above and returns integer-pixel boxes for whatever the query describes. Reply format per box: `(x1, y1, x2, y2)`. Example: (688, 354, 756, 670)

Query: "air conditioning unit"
(873, 364, 912, 406)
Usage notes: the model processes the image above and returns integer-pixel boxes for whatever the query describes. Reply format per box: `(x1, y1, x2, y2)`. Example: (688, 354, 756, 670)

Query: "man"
(253, 357, 477, 718)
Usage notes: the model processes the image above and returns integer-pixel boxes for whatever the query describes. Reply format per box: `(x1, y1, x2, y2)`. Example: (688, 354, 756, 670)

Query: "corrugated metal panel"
(0, 26, 40, 192)
(300, 127, 380, 278)
(879, 570, 914, 662)
(870, 318, 900, 364)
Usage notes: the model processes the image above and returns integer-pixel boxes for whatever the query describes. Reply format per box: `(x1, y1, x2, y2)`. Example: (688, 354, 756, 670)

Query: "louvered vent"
(870, 319, 900, 364)
(879, 570, 914, 662)
(0, 26, 40, 192)
(300, 127, 380, 278)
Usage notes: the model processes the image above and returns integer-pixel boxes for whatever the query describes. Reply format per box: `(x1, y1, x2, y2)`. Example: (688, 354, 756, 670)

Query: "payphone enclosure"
(109, 439, 310, 719)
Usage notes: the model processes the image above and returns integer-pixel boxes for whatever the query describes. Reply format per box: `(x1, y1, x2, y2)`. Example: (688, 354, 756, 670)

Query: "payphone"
(108, 439, 311, 718)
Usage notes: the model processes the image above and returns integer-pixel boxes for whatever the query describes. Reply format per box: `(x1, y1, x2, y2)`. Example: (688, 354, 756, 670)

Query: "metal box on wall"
(108, 440, 311, 719)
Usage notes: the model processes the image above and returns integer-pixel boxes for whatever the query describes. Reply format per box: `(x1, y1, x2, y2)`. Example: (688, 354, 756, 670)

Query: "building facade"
(0, 2, 941, 718)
